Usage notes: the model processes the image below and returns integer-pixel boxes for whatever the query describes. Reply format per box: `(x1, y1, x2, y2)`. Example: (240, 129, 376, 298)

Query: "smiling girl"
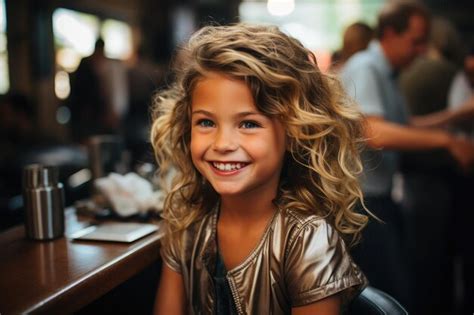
(152, 24, 368, 315)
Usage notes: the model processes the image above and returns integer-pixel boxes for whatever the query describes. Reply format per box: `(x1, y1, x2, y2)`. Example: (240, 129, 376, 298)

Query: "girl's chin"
(213, 189, 244, 197)
(210, 184, 248, 197)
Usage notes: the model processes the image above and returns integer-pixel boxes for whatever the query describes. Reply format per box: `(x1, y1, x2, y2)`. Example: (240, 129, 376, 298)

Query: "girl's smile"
(190, 72, 286, 199)
(209, 161, 249, 174)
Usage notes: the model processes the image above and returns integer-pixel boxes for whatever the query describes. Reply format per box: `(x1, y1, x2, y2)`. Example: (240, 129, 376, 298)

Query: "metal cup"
(23, 164, 65, 240)
(87, 135, 125, 180)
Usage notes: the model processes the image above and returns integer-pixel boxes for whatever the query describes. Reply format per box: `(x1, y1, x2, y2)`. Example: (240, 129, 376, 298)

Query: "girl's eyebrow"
(235, 111, 262, 118)
(191, 110, 263, 118)
(191, 109, 213, 116)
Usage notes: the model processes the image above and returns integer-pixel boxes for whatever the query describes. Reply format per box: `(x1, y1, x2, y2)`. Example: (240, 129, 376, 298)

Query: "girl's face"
(190, 72, 286, 200)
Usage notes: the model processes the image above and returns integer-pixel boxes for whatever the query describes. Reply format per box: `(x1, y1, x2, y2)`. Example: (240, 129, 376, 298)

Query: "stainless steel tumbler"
(23, 164, 65, 240)
(87, 135, 124, 180)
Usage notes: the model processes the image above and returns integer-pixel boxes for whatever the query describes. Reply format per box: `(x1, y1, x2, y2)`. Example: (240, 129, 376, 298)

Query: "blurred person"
(398, 16, 465, 315)
(330, 22, 373, 72)
(68, 38, 129, 143)
(340, 1, 474, 311)
(401, 17, 462, 115)
(447, 45, 474, 315)
(341, 22, 374, 64)
(449, 45, 474, 131)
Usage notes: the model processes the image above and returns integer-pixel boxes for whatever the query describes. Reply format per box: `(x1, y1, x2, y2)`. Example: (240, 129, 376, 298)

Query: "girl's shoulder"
(280, 208, 332, 230)
(277, 208, 339, 249)
(279, 208, 367, 307)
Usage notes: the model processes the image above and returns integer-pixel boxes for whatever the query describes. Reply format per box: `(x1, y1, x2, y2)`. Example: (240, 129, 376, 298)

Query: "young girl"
(151, 23, 368, 315)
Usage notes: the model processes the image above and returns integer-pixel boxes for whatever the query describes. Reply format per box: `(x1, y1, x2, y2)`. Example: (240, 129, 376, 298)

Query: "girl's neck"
(219, 194, 277, 225)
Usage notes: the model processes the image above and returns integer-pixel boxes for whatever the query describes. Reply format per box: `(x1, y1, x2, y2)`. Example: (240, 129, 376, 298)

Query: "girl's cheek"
(189, 141, 200, 161)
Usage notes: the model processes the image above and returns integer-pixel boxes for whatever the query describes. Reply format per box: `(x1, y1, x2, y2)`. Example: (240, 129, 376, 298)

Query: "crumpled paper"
(94, 172, 165, 217)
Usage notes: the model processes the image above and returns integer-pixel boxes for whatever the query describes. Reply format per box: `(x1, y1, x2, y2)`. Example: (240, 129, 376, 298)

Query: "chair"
(349, 286, 408, 315)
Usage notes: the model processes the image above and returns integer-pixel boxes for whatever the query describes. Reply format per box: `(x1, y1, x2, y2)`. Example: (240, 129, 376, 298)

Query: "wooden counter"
(0, 208, 163, 314)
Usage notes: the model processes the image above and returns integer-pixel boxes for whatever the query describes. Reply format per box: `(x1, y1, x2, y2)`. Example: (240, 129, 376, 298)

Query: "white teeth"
(212, 162, 245, 171)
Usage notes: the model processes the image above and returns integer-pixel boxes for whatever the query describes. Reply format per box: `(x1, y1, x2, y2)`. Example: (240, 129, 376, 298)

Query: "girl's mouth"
(210, 162, 249, 172)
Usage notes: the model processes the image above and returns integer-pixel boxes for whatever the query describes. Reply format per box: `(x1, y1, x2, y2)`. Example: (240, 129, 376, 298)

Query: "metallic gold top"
(161, 206, 367, 314)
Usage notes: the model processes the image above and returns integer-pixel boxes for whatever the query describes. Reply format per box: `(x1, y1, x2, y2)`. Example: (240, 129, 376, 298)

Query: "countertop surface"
(0, 208, 163, 314)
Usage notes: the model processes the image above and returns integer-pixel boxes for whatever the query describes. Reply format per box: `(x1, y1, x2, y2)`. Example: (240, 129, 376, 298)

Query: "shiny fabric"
(161, 206, 367, 314)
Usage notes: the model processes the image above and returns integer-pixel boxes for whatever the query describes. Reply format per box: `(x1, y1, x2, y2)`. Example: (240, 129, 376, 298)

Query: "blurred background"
(1, 0, 474, 230)
(1, 0, 474, 232)
(1, 0, 474, 314)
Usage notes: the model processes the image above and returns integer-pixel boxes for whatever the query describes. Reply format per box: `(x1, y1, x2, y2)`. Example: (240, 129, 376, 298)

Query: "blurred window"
(101, 19, 132, 60)
(0, 0, 9, 94)
(239, 0, 384, 71)
(52, 8, 132, 101)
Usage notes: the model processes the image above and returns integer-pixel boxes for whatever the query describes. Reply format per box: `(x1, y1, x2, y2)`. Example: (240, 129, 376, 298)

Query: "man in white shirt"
(341, 1, 474, 311)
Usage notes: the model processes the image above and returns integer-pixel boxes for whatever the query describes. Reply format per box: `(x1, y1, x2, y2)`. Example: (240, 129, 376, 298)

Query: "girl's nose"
(212, 128, 238, 152)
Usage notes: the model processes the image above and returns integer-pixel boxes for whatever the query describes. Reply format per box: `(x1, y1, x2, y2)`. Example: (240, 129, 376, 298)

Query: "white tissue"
(94, 172, 165, 217)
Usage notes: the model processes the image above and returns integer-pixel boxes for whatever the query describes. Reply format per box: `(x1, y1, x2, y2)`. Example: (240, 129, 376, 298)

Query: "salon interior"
(1, 0, 473, 314)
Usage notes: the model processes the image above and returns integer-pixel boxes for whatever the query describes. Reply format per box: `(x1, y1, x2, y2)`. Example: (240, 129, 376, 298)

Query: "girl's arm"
(153, 263, 186, 315)
(292, 293, 341, 315)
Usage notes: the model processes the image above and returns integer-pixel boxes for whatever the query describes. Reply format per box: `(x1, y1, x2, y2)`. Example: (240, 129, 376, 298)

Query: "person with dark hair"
(68, 38, 128, 143)
(342, 22, 374, 63)
(331, 22, 374, 72)
(340, 0, 474, 310)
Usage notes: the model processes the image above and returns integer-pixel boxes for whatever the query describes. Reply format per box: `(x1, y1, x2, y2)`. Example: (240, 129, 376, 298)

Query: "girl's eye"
(196, 119, 215, 128)
(240, 120, 261, 129)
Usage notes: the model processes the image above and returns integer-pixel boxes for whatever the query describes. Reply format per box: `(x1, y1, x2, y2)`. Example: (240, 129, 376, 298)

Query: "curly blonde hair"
(151, 23, 368, 245)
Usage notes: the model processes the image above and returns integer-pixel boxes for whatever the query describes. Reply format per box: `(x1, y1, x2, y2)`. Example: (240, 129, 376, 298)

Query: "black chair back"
(349, 286, 408, 315)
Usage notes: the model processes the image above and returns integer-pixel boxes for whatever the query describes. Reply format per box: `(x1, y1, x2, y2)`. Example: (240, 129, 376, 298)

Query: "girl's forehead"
(193, 72, 244, 89)
(190, 72, 258, 111)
